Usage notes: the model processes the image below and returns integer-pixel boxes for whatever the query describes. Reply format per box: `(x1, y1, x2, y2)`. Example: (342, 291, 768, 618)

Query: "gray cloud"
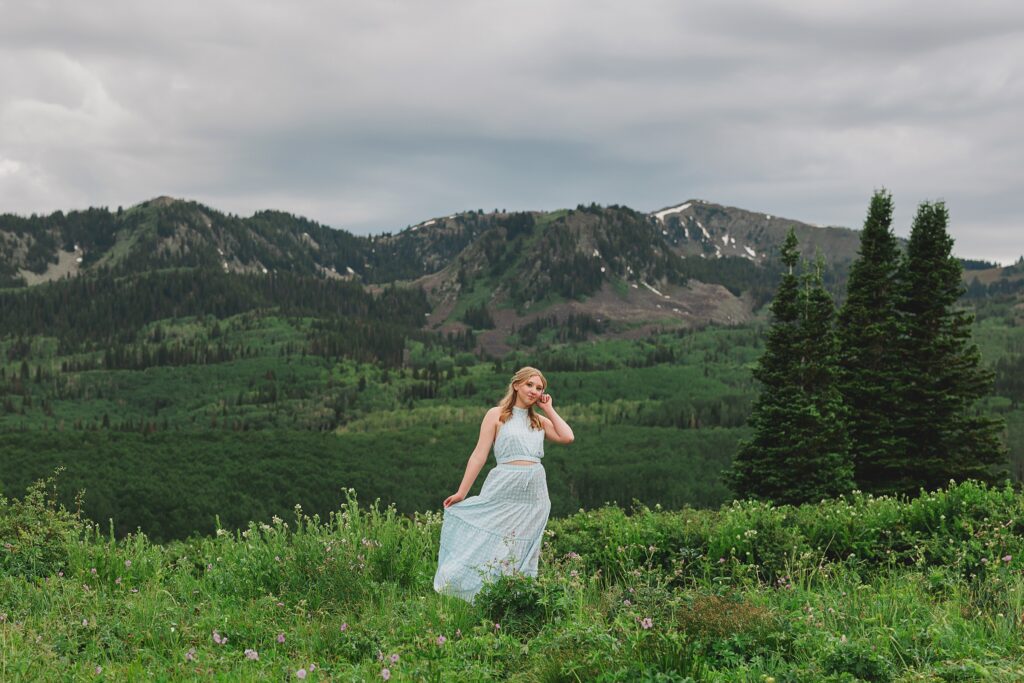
(1, 0, 1021, 263)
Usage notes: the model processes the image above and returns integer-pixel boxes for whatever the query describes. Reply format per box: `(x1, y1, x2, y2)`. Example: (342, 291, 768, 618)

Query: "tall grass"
(3, 476, 1024, 680)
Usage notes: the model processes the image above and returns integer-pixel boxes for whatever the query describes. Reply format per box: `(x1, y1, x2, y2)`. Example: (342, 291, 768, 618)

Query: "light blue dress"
(433, 406, 552, 603)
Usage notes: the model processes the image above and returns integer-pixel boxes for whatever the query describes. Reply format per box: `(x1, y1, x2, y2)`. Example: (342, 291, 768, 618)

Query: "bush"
(0, 469, 91, 578)
(821, 639, 892, 682)
(475, 572, 548, 634)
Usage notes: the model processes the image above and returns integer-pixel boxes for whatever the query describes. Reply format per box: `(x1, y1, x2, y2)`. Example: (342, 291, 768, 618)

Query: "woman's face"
(515, 375, 545, 406)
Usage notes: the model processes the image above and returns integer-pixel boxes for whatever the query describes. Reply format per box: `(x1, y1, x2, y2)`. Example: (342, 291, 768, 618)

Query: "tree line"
(729, 190, 1007, 504)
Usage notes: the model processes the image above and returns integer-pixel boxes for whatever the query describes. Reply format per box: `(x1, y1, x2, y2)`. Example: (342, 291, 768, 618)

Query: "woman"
(433, 366, 575, 603)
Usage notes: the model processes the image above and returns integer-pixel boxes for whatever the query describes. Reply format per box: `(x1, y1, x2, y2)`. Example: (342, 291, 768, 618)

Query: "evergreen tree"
(836, 189, 904, 492)
(892, 201, 1007, 492)
(790, 254, 854, 501)
(729, 230, 853, 504)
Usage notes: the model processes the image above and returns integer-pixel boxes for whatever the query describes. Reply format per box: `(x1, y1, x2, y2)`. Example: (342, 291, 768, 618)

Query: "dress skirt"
(433, 463, 552, 603)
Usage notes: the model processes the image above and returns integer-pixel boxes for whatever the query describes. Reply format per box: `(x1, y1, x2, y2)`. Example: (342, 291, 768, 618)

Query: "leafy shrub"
(821, 639, 892, 682)
(0, 469, 91, 578)
(475, 571, 547, 634)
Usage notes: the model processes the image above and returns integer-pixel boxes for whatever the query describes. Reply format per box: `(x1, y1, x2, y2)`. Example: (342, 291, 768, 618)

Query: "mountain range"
(1, 196, 1018, 356)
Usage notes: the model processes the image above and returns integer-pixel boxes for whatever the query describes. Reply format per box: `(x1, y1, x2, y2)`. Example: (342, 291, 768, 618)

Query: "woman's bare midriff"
(506, 460, 539, 466)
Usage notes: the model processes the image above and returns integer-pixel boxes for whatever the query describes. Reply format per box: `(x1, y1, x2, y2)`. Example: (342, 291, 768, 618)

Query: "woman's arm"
(443, 407, 500, 508)
(537, 395, 574, 444)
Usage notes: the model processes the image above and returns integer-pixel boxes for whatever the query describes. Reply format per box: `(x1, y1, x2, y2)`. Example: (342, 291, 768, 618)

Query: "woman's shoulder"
(483, 406, 502, 422)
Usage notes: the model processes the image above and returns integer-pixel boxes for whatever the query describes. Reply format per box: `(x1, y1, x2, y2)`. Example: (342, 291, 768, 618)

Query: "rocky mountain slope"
(2, 196, 1016, 354)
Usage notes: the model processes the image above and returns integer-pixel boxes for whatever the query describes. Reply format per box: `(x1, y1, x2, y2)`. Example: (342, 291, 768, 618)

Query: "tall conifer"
(791, 254, 854, 501)
(728, 232, 854, 504)
(728, 230, 801, 501)
(893, 201, 1007, 492)
(836, 189, 904, 492)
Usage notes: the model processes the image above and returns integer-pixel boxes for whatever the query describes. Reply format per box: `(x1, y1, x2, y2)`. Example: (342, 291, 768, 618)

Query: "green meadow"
(3, 476, 1024, 680)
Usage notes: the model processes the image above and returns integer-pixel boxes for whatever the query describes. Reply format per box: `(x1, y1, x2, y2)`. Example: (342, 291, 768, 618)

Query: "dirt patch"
(474, 279, 754, 357)
(18, 249, 82, 286)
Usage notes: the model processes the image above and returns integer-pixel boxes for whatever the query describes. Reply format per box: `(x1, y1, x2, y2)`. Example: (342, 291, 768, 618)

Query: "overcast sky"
(1, 1, 1021, 263)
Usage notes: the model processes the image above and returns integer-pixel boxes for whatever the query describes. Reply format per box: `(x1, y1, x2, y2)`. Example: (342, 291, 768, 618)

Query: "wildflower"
(124, 560, 132, 568)
(296, 669, 307, 679)
(115, 577, 122, 585)
(623, 599, 631, 606)
(436, 634, 446, 646)
(1004, 555, 1013, 563)
(390, 653, 399, 664)
(565, 551, 581, 560)
(981, 558, 989, 565)
(58, 571, 63, 577)
(455, 628, 462, 638)
(207, 563, 213, 571)
(310, 664, 317, 671)
(494, 622, 501, 632)
(340, 622, 349, 632)
(82, 618, 89, 627)
(277, 632, 286, 644)
(212, 630, 227, 645)
(640, 617, 653, 629)
(186, 648, 197, 662)
(245, 649, 259, 661)
(0, 613, 6, 622)
(377, 650, 384, 662)
(90, 568, 97, 575)
(277, 602, 285, 608)
(381, 668, 391, 680)
(95, 665, 102, 674)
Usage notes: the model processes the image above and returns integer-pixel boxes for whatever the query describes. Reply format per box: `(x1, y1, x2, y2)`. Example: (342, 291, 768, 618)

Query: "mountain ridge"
(2, 196, 1018, 354)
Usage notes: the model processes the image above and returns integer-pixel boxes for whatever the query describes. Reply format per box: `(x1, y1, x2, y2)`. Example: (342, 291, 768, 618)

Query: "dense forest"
(2, 198, 1021, 542)
(1, 299, 1021, 541)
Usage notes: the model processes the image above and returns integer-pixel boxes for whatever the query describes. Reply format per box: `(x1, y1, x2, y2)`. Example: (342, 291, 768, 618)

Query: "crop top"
(493, 406, 545, 465)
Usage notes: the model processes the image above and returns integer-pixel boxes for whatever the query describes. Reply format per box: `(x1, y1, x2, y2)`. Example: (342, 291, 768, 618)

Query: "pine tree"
(728, 230, 801, 501)
(790, 254, 855, 501)
(892, 201, 1007, 492)
(836, 189, 904, 493)
(728, 231, 854, 504)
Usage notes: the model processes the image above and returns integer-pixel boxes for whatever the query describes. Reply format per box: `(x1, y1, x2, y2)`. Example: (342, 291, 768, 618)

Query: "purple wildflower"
(436, 634, 447, 646)
(185, 648, 196, 662)
(390, 653, 399, 664)
(381, 668, 391, 680)
(296, 669, 307, 679)
(640, 617, 653, 629)
(245, 648, 259, 661)
(340, 622, 348, 632)
(277, 632, 286, 644)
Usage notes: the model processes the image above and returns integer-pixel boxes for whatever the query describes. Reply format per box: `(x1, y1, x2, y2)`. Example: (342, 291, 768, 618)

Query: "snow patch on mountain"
(653, 203, 691, 222)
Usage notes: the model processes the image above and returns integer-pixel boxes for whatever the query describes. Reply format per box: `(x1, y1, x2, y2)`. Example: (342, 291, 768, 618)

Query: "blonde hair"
(497, 366, 546, 430)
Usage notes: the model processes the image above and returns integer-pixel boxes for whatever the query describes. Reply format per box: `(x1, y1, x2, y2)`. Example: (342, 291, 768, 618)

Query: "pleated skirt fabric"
(433, 463, 552, 603)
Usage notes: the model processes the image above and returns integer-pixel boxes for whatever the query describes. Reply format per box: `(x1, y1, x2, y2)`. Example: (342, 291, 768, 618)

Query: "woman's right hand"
(443, 492, 465, 509)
